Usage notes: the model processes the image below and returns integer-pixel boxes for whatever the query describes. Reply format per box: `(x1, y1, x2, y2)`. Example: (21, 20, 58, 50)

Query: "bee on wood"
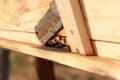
(45, 29, 71, 51)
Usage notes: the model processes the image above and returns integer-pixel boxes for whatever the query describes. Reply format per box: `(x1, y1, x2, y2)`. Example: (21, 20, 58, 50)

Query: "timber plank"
(0, 38, 120, 79)
(93, 41, 120, 59)
(35, 1, 62, 44)
(0, 29, 41, 46)
(80, 0, 120, 43)
(55, 0, 94, 55)
(0, 0, 52, 32)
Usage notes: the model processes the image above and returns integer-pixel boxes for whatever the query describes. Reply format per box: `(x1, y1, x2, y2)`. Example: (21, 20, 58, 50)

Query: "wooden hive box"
(1, 0, 120, 79)
(55, 0, 120, 59)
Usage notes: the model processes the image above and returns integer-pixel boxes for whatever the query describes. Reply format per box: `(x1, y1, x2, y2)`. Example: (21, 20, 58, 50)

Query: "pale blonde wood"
(80, 0, 120, 59)
(80, 0, 120, 43)
(0, 29, 41, 45)
(0, 0, 52, 32)
(93, 41, 120, 59)
(0, 38, 120, 79)
(55, 0, 94, 55)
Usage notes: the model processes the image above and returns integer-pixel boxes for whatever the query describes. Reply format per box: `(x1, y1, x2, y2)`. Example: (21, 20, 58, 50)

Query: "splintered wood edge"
(0, 37, 120, 79)
(55, 0, 94, 55)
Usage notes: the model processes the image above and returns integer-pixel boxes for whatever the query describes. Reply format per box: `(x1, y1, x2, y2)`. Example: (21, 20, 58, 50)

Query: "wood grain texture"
(80, 0, 120, 43)
(0, 0, 52, 32)
(0, 38, 120, 79)
(93, 41, 120, 59)
(0, 29, 41, 46)
(55, 0, 94, 55)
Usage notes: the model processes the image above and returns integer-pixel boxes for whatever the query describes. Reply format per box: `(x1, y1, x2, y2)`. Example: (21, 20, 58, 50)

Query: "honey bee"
(45, 29, 71, 51)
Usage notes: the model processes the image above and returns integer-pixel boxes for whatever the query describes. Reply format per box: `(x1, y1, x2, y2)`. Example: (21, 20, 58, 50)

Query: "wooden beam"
(80, 0, 120, 43)
(0, 38, 120, 79)
(55, 0, 94, 55)
(93, 41, 120, 59)
(0, 29, 41, 46)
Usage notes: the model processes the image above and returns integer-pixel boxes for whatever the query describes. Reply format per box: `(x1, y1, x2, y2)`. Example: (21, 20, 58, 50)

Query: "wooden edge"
(55, 0, 94, 55)
(0, 29, 41, 46)
(79, 0, 120, 44)
(92, 40, 120, 59)
(0, 38, 120, 79)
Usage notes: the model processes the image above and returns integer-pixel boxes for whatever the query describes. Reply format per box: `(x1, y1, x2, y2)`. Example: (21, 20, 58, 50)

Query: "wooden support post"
(0, 50, 3, 80)
(55, 0, 94, 55)
(35, 58, 55, 80)
(0, 48, 10, 80)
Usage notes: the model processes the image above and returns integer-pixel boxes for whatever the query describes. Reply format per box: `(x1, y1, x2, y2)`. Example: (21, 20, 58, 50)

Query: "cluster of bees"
(45, 29, 71, 51)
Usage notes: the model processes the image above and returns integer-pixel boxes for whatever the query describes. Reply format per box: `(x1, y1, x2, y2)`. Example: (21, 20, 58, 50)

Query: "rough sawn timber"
(0, 29, 41, 46)
(79, 0, 120, 59)
(55, 0, 94, 55)
(0, 38, 120, 80)
(0, 0, 53, 45)
(80, 0, 120, 43)
(0, 0, 52, 32)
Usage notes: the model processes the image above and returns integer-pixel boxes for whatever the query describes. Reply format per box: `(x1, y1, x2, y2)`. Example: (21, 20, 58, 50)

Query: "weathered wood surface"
(0, 0, 52, 45)
(79, 0, 120, 58)
(35, 58, 55, 80)
(35, 2, 57, 79)
(35, 1, 62, 44)
(0, 0, 52, 32)
(0, 38, 120, 80)
(0, 29, 41, 46)
(55, 0, 94, 55)
(93, 41, 120, 59)
(80, 0, 120, 43)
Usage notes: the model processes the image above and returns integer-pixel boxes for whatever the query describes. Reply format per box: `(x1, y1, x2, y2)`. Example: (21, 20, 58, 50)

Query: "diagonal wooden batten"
(0, 0, 52, 32)
(55, 0, 94, 55)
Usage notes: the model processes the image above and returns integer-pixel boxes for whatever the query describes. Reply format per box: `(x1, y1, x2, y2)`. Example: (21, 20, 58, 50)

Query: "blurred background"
(0, 48, 113, 80)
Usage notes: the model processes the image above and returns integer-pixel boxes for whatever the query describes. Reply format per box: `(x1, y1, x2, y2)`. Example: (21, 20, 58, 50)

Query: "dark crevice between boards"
(45, 27, 71, 52)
